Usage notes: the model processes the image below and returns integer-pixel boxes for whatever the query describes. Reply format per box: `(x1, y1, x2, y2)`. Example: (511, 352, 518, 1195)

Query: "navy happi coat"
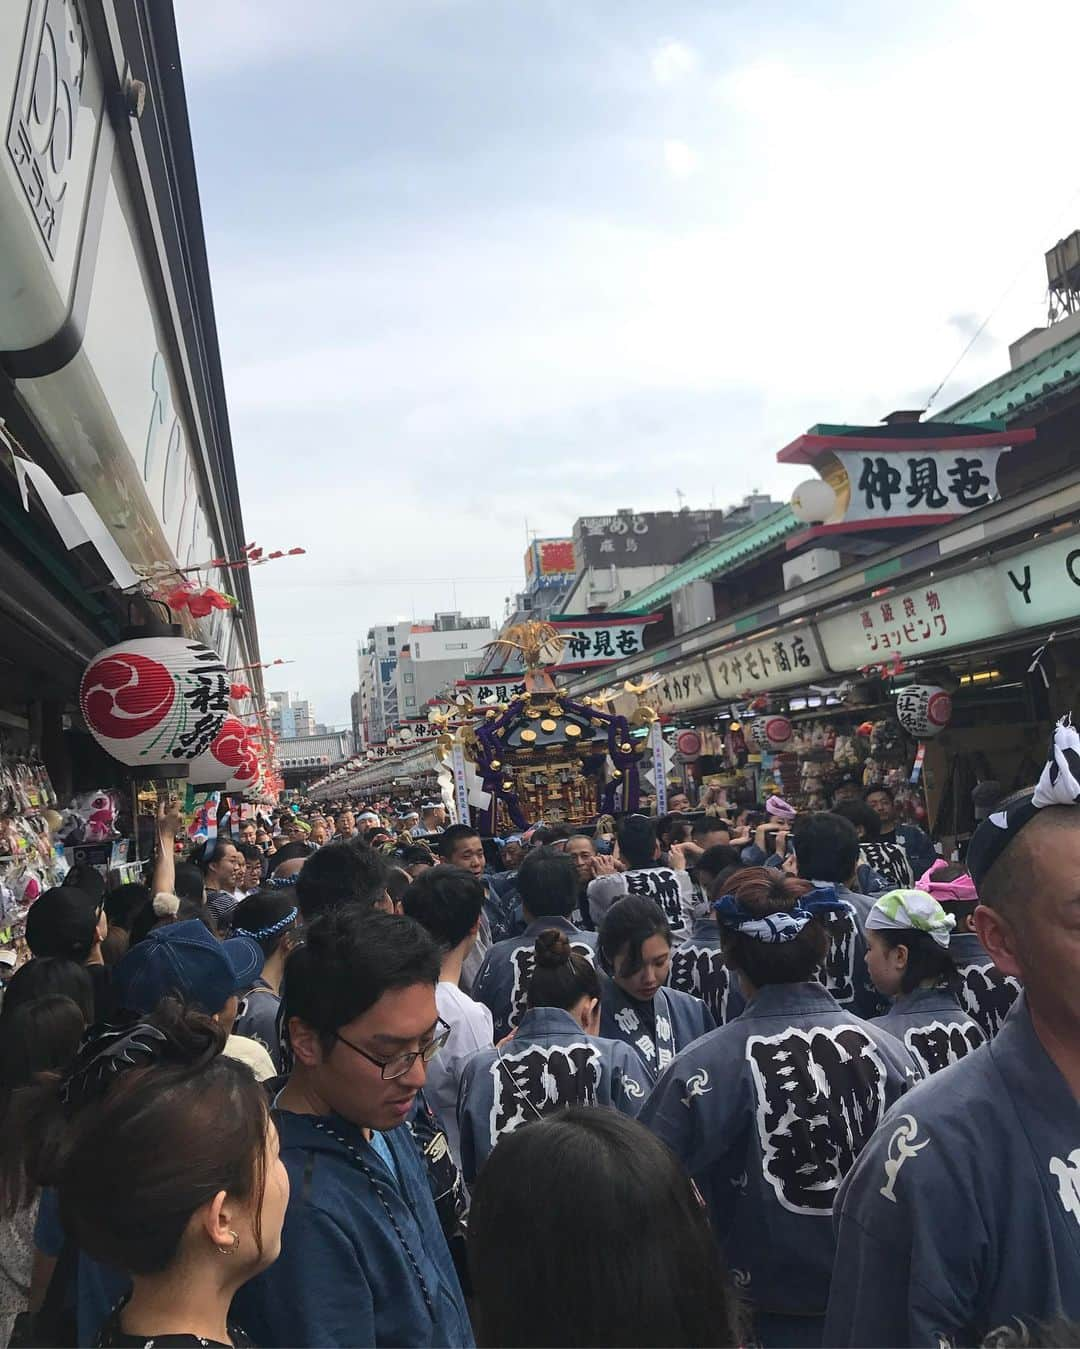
(826, 994, 1080, 1347)
(641, 981, 919, 1320)
(456, 1005, 651, 1183)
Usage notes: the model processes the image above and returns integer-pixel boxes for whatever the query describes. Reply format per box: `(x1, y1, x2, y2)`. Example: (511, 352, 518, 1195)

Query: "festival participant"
(399, 845, 437, 879)
(31, 1003, 288, 1348)
(468, 1107, 738, 1349)
(829, 799, 908, 892)
(308, 820, 329, 847)
(112, 920, 276, 1083)
(865, 888, 985, 1073)
(25, 887, 112, 1021)
(0, 995, 86, 1345)
(401, 867, 493, 1165)
(101, 884, 149, 965)
(691, 816, 734, 852)
(667, 790, 691, 813)
(459, 929, 650, 1182)
(437, 825, 513, 991)
(471, 849, 597, 1041)
(792, 813, 884, 1018)
(864, 785, 937, 879)
(598, 897, 714, 1077)
(193, 840, 246, 931)
(356, 811, 381, 837)
(918, 858, 1021, 1037)
(232, 892, 302, 1073)
(334, 810, 357, 841)
(564, 833, 598, 927)
(586, 815, 695, 939)
(294, 840, 390, 922)
(669, 846, 745, 1025)
(1, 958, 94, 1025)
(643, 867, 919, 1347)
(231, 909, 472, 1348)
(237, 844, 265, 897)
(420, 802, 446, 835)
(825, 720, 1080, 1346)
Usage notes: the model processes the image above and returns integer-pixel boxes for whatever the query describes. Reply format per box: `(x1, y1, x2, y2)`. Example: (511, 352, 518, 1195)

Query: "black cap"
(26, 887, 102, 962)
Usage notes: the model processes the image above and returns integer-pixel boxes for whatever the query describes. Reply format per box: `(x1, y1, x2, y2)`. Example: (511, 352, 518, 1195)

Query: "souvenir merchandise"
(0, 748, 66, 930)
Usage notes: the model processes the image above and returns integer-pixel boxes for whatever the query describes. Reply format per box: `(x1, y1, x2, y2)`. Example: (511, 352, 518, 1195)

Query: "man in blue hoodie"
(231, 908, 474, 1348)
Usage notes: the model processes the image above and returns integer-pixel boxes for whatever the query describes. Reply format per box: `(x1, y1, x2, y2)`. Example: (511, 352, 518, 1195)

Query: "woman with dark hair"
(467, 1107, 739, 1348)
(457, 929, 651, 1184)
(101, 885, 150, 965)
(598, 897, 714, 1077)
(25, 1002, 288, 1347)
(190, 839, 246, 931)
(0, 995, 87, 1344)
(641, 867, 919, 1347)
(2, 958, 94, 1024)
(866, 888, 985, 1073)
(232, 891, 301, 1073)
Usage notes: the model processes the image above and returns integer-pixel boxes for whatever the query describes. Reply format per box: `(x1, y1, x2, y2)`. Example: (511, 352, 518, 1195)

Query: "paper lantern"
(80, 630, 229, 779)
(188, 715, 250, 787)
(762, 715, 794, 749)
(748, 719, 771, 749)
(896, 684, 952, 738)
(791, 478, 838, 525)
(675, 729, 702, 760)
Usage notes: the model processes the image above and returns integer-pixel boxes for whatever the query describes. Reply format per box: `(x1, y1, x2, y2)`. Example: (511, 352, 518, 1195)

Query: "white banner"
(449, 741, 471, 826)
(553, 618, 657, 668)
(651, 722, 668, 814)
(832, 447, 1006, 525)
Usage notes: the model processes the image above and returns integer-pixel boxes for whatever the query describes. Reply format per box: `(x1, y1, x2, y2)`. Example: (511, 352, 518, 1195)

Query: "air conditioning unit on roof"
(782, 547, 841, 591)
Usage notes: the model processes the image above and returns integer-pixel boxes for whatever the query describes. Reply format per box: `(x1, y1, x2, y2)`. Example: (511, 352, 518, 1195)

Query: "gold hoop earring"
(218, 1230, 240, 1255)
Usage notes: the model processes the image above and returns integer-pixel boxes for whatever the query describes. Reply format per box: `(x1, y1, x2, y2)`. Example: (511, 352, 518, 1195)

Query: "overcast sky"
(176, 0, 1080, 728)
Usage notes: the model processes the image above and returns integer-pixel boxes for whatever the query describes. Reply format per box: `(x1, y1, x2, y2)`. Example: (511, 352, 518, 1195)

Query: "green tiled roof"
(612, 506, 797, 612)
(934, 328, 1080, 426)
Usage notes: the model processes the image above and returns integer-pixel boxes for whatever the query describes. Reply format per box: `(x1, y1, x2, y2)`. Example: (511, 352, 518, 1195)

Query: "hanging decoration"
(896, 684, 953, 738)
(154, 581, 237, 619)
(79, 629, 230, 779)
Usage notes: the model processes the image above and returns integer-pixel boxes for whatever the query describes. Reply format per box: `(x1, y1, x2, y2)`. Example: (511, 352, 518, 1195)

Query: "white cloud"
(183, 0, 1080, 724)
(651, 39, 699, 86)
(663, 138, 701, 179)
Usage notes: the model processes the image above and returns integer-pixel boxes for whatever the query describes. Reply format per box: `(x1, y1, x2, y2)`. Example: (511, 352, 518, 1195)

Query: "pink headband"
(916, 858, 977, 903)
(765, 795, 797, 823)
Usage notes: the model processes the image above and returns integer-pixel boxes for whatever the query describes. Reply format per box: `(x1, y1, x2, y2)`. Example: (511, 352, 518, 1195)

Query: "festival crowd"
(0, 720, 1078, 1349)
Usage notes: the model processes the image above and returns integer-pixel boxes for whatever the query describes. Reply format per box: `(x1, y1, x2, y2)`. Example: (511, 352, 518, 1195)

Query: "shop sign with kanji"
(776, 426, 1036, 533)
(550, 614, 662, 669)
(454, 680, 527, 706)
(817, 530, 1080, 669)
(613, 658, 715, 716)
(707, 628, 828, 700)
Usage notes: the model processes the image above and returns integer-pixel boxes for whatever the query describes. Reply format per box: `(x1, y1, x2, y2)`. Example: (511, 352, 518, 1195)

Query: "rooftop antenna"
(676, 488, 686, 509)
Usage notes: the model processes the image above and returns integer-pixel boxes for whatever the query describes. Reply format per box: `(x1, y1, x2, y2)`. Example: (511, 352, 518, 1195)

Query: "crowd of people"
(0, 723, 1078, 1348)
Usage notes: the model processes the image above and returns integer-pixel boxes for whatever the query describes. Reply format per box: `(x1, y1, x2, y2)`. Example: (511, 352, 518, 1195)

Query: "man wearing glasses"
(233, 908, 474, 1348)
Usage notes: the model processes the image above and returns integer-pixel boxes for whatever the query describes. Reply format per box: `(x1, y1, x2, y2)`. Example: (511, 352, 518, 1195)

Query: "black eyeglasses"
(333, 1018, 452, 1080)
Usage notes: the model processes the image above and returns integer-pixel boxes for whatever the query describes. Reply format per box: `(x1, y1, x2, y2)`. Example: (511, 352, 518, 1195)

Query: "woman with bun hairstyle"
(597, 897, 715, 1078)
(641, 868, 919, 1348)
(456, 929, 651, 1184)
(21, 1001, 288, 1347)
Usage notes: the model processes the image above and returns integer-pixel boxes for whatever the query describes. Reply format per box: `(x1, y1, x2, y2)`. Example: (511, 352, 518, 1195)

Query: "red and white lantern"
(80, 632, 229, 779)
(896, 684, 952, 738)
